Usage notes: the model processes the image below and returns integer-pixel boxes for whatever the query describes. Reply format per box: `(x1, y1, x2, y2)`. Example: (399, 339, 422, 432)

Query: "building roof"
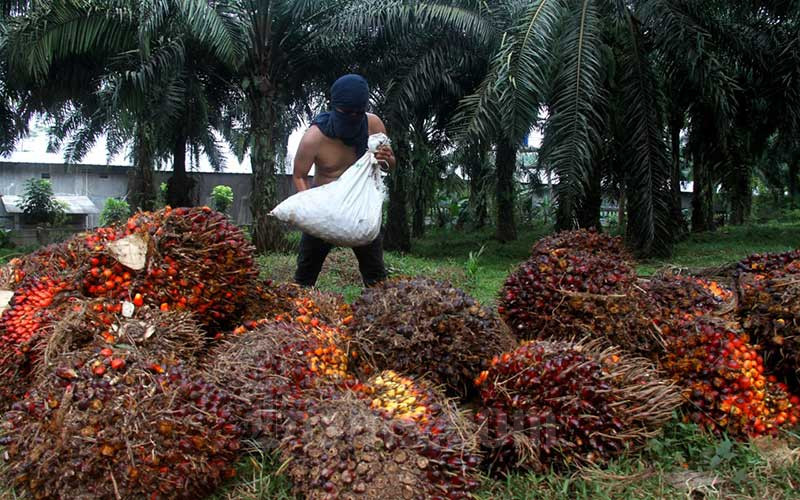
(1, 195, 99, 214)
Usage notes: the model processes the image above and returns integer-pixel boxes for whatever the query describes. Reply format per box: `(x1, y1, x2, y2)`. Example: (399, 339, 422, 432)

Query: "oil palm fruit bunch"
(94, 206, 258, 329)
(475, 340, 680, 472)
(735, 253, 800, 389)
(643, 273, 735, 327)
(662, 318, 800, 437)
(0, 276, 79, 404)
(499, 249, 659, 355)
(737, 250, 800, 276)
(532, 228, 631, 260)
(1, 312, 240, 499)
(0, 237, 92, 291)
(349, 278, 516, 398)
(207, 320, 352, 447)
(281, 385, 481, 500)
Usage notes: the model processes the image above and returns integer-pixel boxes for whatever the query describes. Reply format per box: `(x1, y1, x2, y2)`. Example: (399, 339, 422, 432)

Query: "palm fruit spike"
(662, 317, 800, 437)
(1, 311, 240, 499)
(206, 320, 352, 447)
(531, 228, 631, 260)
(281, 386, 481, 500)
(349, 277, 516, 399)
(475, 339, 680, 472)
(498, 248, 660, 356)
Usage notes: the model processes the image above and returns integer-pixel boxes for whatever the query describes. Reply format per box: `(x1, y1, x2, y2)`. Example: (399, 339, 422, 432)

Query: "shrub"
(19, 179, 63, 225)
(211, 185, 234, 213)
(99, 198, 131, 227)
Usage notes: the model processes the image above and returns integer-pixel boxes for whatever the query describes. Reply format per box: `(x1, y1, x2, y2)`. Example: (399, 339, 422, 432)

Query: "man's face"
(335, 106, 365, 125)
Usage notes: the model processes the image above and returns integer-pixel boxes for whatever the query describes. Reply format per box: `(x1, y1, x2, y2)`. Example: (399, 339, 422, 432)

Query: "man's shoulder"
(299, 125, 325, 146)
(367, 113, 387, 134)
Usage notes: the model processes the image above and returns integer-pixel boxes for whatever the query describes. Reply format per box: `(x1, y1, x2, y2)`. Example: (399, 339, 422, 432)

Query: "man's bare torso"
(309, 113, 383, 187)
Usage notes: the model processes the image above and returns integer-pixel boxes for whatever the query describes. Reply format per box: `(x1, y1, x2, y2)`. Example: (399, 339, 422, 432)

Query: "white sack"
(269, 133, 389, 247)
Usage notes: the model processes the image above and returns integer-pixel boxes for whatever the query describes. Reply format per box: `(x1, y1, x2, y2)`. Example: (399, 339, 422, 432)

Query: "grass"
(637, 221, 800, 275)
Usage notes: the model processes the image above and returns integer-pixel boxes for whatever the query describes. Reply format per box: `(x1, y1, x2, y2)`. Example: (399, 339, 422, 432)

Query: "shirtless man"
(292, 74, 396, 287)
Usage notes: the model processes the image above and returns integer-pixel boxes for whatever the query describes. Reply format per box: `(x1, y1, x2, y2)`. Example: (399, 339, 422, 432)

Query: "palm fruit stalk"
(475, 340, 680, 472)
(735, 250, 800, 388)
(349, 278, 516, 399)
(1, 311, 240, 499)
(662, 317, 800, 437)
(281, 378, 481, 500)
(498, 248, 660, 356)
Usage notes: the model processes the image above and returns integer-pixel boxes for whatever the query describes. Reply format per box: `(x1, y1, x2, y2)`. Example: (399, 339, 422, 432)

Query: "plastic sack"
(269, 133, 389, 247)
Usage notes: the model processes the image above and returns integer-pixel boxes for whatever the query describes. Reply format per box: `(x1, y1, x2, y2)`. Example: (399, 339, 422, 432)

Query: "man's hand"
(375, 144, 396, 171)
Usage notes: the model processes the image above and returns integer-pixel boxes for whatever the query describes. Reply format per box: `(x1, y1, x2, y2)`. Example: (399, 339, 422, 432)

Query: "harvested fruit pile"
(662, 318, 800, 437)
(475, 340, 680, 472)
(735, 251, 800, 388)
(1, 310, 241, 499)
(498, 248, 659, 355)
(3, 218, 800, 498)
(349, 277, 516, 398)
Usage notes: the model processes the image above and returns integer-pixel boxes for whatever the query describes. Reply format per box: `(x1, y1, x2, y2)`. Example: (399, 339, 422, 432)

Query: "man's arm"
(368, 114, 396, 170)
(293, 128, 320, 192)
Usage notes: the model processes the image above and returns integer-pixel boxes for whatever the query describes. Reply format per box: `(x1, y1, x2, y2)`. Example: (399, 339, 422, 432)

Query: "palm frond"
(617, 8, 672, 257)
(539, 0, 606, 230)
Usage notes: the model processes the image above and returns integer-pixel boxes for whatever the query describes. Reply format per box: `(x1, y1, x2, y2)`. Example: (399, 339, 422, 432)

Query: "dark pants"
(294, 232, 387, 287)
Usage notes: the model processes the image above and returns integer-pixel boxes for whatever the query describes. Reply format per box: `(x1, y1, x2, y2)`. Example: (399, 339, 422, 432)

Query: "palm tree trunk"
(129, 122, 156, 212)
(617, 190, 626, 235)
(729, 158, 751, 225)
(495, 139, 517, 242)
(669, 111, 687, 234)
(577, 166, 602, 230)
(384, 136, 411, 252)
(167, 131, 195, 208)
(790, 154, 799, 210)
(248, 91, 284, 253)
(467, 147, 488, 229)
(689, 109, 716, 233)
(412, 194, 426, 238)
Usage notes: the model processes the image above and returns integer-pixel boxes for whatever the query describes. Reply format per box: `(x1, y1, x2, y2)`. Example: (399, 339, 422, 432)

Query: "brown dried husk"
(476, 339, 681, 473)
(349, 277, 517, 399)
(205, 320, 352, 448)
(1, 312, 240, 499)
(280, 387, 482, 500)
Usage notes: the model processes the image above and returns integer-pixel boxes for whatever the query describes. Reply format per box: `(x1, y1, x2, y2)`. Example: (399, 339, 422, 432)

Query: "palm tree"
(4, 0, 240, 211)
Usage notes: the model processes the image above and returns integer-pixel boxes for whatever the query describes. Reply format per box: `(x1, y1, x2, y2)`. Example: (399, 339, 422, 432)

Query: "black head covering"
(311, 74, 369, 157)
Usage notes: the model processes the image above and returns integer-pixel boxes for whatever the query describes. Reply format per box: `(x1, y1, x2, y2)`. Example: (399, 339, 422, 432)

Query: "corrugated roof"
(1, 195, 99, 214)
